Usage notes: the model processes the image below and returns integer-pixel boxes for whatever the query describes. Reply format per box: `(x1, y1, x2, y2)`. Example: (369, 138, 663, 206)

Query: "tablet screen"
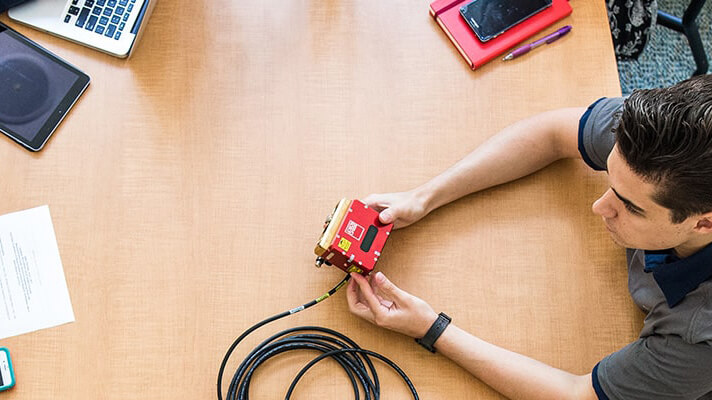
(0, 23, 89, 151)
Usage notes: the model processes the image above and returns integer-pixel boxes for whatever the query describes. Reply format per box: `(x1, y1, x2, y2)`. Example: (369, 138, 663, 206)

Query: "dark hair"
(616, 75, 712, 223)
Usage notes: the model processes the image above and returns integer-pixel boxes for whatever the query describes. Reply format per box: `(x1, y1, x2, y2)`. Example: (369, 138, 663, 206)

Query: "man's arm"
(364, 107, 586, 228)
(436, 324, 597, 400)
(347, 272, 598, 400)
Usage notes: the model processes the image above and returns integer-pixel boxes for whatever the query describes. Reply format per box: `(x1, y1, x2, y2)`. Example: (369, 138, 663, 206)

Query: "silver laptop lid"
(8, 0, 156, 58)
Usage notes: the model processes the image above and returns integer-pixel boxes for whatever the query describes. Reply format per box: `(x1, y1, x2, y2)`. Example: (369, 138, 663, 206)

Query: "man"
(347, 75, 712, 399)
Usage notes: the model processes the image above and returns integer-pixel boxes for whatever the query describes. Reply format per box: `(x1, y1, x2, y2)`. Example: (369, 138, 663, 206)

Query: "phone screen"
(460, 0, 553, 42)
(0, 350, 11, 389)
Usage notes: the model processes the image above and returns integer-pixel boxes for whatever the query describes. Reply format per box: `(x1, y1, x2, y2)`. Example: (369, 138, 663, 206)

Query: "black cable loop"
(286, 347, 419, 400)
(217, 275, 419, 400)
(237, 340, 368, 400)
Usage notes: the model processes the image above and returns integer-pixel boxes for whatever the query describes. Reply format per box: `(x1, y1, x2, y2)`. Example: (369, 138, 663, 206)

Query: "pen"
(503, 25, 572, 61)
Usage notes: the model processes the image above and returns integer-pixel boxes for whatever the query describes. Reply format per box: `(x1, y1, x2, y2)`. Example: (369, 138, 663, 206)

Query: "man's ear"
(694, 213, 712, 233)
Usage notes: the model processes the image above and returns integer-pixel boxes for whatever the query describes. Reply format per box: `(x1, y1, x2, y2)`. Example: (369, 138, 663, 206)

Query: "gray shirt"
(579, 97, 712, 400)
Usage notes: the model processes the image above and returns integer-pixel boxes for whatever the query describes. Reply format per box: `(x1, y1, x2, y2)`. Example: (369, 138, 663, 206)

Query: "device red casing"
(314, 199, 393, 275)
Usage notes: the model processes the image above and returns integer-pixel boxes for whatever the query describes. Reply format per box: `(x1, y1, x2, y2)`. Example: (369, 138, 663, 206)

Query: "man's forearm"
(416, 108, 585, 214)
(435, 324, 596, 400)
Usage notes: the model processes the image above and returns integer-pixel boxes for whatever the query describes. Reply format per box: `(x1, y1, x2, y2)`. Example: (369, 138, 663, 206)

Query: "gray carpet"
(616, 0, 712, 95)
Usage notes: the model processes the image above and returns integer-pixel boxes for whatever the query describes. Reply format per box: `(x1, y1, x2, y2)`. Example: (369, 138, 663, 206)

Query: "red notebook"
(430, 0, 572, 70)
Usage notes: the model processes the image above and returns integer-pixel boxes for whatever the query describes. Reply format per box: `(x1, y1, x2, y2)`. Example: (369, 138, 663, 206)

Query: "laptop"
(8, 0, 157, 58)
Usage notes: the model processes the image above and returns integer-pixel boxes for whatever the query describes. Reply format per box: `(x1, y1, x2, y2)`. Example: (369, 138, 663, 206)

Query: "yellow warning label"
(338, 238, 351, 252)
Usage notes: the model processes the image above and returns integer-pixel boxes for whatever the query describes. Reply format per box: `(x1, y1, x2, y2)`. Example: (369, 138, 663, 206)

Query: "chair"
(657, 0, 709, 76)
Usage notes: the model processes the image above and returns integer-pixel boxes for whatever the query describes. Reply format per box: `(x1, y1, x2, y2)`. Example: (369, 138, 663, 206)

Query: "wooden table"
(1, 1, 638, 398)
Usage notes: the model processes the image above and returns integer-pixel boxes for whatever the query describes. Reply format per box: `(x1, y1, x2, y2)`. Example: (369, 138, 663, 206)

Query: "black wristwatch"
(415, 312, 451, 353)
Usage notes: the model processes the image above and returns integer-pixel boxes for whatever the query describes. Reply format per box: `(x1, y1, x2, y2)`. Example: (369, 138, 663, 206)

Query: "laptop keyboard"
(63, 0, 136, 41)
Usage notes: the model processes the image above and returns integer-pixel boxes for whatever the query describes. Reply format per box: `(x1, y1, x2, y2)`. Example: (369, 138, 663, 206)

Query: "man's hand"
(347, 272, 598, 400)
(346, 272, 439, 339)
(362, 191, 430, 229)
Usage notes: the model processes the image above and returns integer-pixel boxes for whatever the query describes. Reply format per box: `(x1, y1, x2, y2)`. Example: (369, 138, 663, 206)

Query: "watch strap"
(415, 312, 451, 353)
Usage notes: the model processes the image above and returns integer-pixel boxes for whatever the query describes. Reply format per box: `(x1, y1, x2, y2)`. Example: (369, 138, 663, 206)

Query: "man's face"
(591, 145, 699, 251)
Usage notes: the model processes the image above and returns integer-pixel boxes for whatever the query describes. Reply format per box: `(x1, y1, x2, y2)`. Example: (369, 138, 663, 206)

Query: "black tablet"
(0, 22, 90, 152)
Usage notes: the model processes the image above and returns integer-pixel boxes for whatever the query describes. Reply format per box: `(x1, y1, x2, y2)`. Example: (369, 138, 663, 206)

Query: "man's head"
(592, 75, 712, 256)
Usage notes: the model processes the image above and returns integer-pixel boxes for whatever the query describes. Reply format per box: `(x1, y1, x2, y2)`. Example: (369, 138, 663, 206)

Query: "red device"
(314, 199, 393, 275)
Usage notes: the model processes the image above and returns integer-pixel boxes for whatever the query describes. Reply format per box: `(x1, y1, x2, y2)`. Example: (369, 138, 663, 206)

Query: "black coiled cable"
(217, 274, 420, 400)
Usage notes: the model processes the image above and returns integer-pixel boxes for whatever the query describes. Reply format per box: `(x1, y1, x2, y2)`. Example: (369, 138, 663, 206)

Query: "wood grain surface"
(0, 0, 637, 398)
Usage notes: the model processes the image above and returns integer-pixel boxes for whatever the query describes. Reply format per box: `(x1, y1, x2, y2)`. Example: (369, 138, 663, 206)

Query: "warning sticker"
(345, 220, 364, 241)
(338, 238, 352, 252)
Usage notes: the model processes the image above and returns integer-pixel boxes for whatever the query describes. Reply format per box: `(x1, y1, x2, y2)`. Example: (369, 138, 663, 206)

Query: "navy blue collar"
(644, 242, 712, 308)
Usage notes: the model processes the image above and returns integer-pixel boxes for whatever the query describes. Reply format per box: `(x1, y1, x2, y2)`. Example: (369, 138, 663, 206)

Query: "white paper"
(0, 206, 74, 339)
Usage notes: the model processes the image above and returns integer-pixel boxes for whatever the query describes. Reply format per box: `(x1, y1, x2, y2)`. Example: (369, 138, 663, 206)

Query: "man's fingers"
(379, 298, 394, 309)
(361, 194, 387, 212)
(346, 278, 368, 309)
(372, 272, 408, 302)
(360, 194, 398, 224)
(346, 278, 375, 319)
(379, 209, 394, 224)
(350, 273, 386, 313)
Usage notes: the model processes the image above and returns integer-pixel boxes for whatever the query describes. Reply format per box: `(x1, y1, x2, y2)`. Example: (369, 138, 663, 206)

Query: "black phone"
(459, 0, 553, 42)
